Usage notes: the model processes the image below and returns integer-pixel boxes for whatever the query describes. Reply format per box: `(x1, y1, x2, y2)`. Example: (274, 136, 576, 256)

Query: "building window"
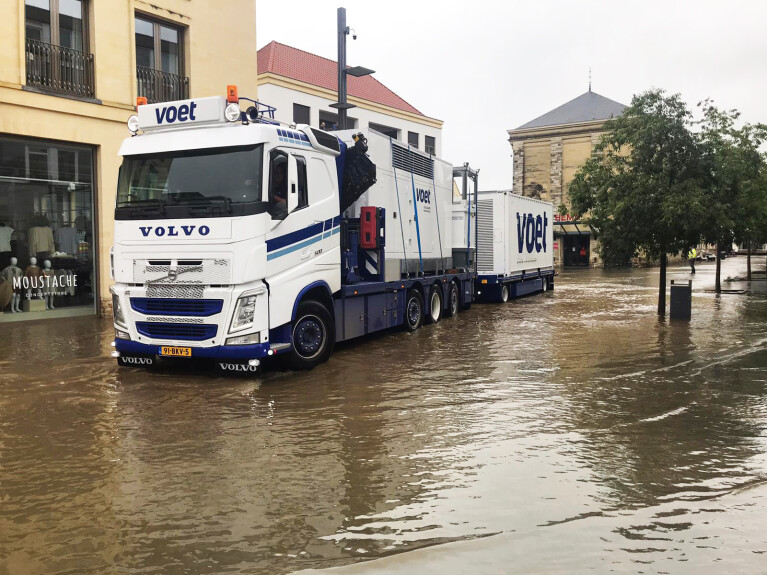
(425, 136, 436, 155)
(369, 122, 399, 140)
(135, 15, 188, 104)
(293, 104, 310, 125)
(0, 136, 97, 321)
(408, 131, 419, 149)
(24, 0, 94, 98)
(319, 111, 356, 131)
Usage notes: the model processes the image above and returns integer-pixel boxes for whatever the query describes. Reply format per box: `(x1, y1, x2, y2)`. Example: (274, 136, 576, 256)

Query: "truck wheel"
(501, 284, 509, 302)
(425, 284, 442, 324)
(445, 282, 460, 317)
(289, 301, 334, 370)
(404, 289, 424, 332)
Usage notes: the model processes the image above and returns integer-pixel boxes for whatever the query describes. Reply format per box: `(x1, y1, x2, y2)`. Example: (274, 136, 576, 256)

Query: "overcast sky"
(256, 0, 767, 190)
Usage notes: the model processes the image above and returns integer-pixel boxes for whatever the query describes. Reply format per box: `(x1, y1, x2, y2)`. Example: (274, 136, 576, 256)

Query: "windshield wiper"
(116, 199, 165, 216)
(185, 196, 233, 215)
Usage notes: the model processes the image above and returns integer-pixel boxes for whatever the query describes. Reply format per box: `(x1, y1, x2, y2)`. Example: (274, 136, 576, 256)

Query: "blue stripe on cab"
(267, 234, 322, 261)
(267, 222, 325, 252)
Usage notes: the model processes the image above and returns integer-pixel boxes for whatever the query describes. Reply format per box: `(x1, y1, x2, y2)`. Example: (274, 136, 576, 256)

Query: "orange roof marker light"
(226, 85, 238, 103)
(136, 97, 147, 110)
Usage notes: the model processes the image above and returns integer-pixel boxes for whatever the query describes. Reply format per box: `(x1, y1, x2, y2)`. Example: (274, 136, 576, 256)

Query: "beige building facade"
(508, 90, 625, 267)
(0, 0, 258, 322)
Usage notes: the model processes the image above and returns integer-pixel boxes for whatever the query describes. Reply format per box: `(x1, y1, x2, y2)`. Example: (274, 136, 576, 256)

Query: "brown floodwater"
(1, 257, 766, 574)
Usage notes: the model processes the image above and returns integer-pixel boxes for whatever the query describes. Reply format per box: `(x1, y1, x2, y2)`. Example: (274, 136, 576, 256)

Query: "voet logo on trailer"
(516, 212, 548, 254)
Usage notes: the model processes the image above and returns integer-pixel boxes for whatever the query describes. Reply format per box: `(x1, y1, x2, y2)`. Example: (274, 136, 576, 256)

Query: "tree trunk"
(747, 238, 752, 281)
(658, 252, 667, 316)
(715, 241, 721, 293)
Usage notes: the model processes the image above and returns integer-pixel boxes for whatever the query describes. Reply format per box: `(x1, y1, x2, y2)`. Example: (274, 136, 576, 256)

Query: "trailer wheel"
(542, 277, 548, 292)
(425, 284, 442, 324)
(445, 282, 460, 317)
(501, 284, 510, 303)
(289, 300, 335, 370)
(404, 289, 424, 332)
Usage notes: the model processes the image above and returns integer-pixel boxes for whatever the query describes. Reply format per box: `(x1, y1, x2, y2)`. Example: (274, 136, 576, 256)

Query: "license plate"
(160, 346, 192, 357)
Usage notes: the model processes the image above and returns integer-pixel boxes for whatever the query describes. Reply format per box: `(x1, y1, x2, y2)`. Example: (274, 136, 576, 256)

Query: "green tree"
(569, 89, 707, 315)
(697, 102, 766, 288)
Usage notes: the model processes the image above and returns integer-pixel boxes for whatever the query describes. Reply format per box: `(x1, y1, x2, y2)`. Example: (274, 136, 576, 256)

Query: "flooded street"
(1, 257, 766, 574)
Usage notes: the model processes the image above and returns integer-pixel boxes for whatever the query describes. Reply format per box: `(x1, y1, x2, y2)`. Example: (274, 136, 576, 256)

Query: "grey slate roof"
(516, 90, 627, 130)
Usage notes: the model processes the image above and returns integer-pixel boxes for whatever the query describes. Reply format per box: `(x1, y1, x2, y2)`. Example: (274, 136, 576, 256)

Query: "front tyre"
(404, 289, 424, 332)
(289, 301, 335, 370)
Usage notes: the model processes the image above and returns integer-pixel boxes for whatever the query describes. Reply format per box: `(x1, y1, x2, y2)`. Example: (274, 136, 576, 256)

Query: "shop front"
(553, 215, 593, 267)
(0, 136, 97, 322)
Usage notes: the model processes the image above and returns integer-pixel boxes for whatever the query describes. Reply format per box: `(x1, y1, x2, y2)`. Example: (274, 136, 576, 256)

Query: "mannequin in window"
(25, 256, 43, 301)
(42, 259, 56, 310)
(269, 159, 288, 218)
(1, 256, 23, 312)
(0, 221, 13, 269)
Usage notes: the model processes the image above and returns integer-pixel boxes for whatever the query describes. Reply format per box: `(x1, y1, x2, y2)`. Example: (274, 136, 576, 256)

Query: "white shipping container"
(477, 191, 553, 276)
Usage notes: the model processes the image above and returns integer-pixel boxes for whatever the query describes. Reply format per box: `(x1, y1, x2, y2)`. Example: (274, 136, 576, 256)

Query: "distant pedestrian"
(688, 247, 697, 274)
(320, 121, 326, 131)
(579, 246, 587, 258)
(331, 122, 337, 131)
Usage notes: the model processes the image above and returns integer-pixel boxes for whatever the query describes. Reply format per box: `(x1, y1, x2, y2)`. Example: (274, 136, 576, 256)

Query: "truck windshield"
(115, 144, 265, 220)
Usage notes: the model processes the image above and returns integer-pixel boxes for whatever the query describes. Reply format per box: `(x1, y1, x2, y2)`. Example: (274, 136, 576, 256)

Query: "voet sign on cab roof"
(136, 96, 227, 131)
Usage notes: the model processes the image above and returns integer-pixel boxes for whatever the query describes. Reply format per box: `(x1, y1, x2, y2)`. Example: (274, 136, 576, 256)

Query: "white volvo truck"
(110, 88, 553, 372)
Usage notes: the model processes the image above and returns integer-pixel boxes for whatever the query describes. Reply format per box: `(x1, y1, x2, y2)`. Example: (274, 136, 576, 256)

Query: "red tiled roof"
(257, 41, 424, 116)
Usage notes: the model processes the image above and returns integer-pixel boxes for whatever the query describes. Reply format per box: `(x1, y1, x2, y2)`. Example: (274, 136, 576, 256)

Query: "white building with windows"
(257, 42, 442, 156)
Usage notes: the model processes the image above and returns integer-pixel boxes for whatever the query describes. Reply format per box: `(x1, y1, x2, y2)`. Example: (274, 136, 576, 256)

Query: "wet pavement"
(1, 256, 766, 574)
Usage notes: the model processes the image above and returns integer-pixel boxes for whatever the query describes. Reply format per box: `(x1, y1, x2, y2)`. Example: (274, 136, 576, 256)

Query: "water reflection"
(0, 258, 765, 573)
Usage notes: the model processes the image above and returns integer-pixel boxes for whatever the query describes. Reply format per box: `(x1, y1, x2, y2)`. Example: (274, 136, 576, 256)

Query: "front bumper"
(115, 339, 271, 360)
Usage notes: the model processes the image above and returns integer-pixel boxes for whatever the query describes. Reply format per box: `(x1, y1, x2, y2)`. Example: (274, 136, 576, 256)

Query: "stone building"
(508, 89, 626, 267)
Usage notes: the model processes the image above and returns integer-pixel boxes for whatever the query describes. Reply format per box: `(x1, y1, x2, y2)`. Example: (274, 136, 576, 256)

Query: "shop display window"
(0, 137, 96, 320)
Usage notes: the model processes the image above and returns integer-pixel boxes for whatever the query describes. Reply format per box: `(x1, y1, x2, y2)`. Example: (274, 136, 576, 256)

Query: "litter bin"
(670, 279, 692, 320)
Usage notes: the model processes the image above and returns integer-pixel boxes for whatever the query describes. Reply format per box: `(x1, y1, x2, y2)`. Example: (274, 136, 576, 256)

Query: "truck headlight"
(113, 293, 127, 328)
(230, 295, 257, 332)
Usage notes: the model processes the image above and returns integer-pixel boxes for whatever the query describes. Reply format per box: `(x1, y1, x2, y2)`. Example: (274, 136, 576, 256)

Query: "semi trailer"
(110, 88, 554, 372)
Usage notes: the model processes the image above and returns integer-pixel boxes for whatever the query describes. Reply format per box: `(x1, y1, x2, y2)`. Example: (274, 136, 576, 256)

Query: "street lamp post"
(331, 7, 374, 130)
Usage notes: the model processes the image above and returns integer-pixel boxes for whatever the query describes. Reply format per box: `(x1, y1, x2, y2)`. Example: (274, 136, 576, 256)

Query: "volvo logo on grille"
(167, 269, 178, 282)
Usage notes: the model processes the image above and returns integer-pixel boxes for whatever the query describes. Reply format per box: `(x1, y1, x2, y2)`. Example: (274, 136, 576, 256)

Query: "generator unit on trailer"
(110, 87, 477, 372)
(475, 191, 555, 302)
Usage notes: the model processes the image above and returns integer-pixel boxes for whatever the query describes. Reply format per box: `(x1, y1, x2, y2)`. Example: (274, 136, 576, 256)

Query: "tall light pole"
(331, 7, 374, 130)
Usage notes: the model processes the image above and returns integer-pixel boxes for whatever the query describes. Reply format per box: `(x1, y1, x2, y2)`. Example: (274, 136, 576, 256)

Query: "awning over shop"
(553, 220, 592, 235)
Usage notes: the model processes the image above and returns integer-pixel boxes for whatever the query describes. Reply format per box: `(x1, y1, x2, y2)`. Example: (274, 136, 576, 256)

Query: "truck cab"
(112, 91, 345, 371)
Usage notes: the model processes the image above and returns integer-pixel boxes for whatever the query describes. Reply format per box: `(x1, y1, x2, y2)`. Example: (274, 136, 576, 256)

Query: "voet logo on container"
(516, 212, 548, 254)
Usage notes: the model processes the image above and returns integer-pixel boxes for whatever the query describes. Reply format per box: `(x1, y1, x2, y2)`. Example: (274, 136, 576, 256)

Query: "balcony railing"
(25, 39, 95, 98)
(136, 66, 189, 104)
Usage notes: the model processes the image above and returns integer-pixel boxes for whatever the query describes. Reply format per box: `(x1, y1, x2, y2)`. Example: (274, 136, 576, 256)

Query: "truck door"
(265, 148, 321, 315)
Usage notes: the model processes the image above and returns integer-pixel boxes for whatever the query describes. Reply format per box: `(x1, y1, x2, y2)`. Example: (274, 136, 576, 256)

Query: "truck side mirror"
(287, 154, 299, 214)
